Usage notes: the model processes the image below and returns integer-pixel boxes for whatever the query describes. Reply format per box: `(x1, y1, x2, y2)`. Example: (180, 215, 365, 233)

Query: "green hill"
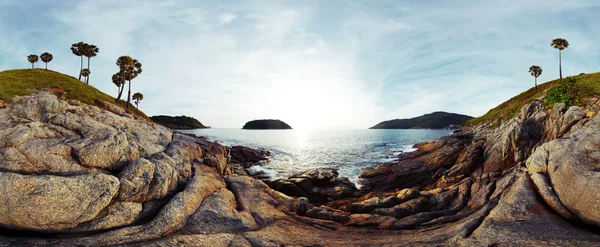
(150, 115, 206, 129)
(370, 112, 473, 129)
(467, 72, 600, 126)
(0, 69, 148, 119)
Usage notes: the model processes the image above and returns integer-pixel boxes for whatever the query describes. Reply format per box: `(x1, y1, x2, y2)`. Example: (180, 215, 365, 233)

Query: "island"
(369, 111, 473, 129)
(242, 119, 292, 129)
(150, 115, 206, 129)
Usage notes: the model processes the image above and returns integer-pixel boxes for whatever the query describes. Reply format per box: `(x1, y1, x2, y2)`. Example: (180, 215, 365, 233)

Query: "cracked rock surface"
(1, 92, 600, 246)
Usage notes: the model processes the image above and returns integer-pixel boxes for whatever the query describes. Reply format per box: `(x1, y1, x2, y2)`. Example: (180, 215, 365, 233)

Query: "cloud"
(0, 0, 599, 129)
(219, 13, 236, 24)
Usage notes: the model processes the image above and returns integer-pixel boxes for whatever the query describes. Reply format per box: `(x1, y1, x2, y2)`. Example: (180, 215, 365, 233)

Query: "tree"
(71, 42, 85, 80)
(81, 69, 91, 82)
(40, 52, 53, 70)
(529, 65, 543, 91)
(82, 44, 99, 84)
(125, 59, 142, 110)
(115, 56, 134, 103)
(132, 92, 144, 109)
(551, 38, 569, 80)
(112, 72, 126, 101)
(27, 54, 38, 69)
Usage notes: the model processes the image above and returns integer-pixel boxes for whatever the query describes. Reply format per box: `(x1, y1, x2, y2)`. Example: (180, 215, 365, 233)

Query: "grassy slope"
(0, 69, 148, 119)
(467, 72, 600, 126)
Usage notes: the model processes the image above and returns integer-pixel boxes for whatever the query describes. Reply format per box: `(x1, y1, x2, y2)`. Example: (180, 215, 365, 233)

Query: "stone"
(0, 172, 119, 231)
(70, 201, 142, 232)
(183, 188, 256, 233)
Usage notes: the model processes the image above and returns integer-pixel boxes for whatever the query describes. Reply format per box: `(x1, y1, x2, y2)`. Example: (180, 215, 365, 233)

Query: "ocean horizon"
(180, 128, 453, 183)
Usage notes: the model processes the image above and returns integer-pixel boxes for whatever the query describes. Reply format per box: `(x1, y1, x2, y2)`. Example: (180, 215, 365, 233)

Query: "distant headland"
(150, 115, 206, 129)
(370, 111, 473, 129)
(242, 119, 292, 130)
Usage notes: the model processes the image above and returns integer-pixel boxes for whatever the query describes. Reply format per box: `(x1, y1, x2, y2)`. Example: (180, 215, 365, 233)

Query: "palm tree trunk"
(559, 50, 562, 80)
(126, 80, 132, 110)
(78, 56, 83, 80)
(45, 63, 48, 70)
(535, 77, 538, 91)
(116, 83, 125, 102)
(31, 63, 33, 69)
(86, 57, 91, 84)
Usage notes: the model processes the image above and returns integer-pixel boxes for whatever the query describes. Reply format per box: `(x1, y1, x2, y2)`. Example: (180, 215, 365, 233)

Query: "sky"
(1, 0, 599, 129)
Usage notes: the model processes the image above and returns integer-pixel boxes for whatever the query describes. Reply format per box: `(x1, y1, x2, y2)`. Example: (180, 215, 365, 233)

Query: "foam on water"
(181, 128, 452, 184)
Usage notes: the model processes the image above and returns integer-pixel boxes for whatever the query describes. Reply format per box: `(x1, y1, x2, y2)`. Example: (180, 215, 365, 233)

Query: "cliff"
(242, 119, 292, 129)
(2, 74, 600, 245)
(150, 115, 206, 129)
(370, 111, 473, 129)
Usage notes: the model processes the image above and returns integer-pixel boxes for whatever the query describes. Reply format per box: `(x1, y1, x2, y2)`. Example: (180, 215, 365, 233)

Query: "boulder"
(0, 172, 119, 231)
(229, 145, 270, 168)
(268, 168, 362, 202)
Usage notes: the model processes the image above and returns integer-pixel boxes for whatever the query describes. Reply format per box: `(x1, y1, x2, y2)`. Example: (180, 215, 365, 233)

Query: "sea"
(180, 128, 452, 184)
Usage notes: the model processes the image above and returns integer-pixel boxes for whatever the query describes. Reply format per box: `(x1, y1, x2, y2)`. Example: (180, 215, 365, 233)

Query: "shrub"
(545, 77, 577, 107)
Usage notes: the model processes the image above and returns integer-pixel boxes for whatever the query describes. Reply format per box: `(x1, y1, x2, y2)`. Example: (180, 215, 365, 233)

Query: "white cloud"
(219, 13, 236, 24)
(1, 0, 600, 129)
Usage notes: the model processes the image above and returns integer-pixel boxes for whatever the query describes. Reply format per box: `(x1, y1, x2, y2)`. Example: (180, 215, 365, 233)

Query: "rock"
(229, 145, 270, 168)
(316, 211, 335, 221)
(546, 103, 586, 140)
(295, 197, 310, 216)
(358, 131, 473, 191)
(70, 201, 142, 232)
(0, 172, 119, 231)
(527, 115, 600, 226)
(225, 175, 294, 226)
(3, 92, 600, 246)
(389, 197, 430, 218)
(268, 168, 362, 203)
(349, 197, 381, 213)
(396, 188, 420, 202)
(117, 158, 156, 202)
(182, 188, 256, 234)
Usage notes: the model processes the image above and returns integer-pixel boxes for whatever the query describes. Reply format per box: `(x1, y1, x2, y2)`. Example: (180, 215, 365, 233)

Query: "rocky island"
(370, 111, 473, 129)
(242, 119, 292, 129)
(2, 69, 600, 246)
(150, 115, 206, 129)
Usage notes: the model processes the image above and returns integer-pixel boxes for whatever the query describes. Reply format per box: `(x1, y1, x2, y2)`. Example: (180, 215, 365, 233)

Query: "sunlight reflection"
(294, 128, 310, 149)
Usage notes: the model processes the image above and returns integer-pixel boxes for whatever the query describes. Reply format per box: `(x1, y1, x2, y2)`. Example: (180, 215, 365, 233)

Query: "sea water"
(180, 128, 452, 183)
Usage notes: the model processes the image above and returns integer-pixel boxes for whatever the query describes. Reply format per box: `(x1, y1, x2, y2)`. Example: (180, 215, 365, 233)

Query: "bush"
(545, 77, 577, 107)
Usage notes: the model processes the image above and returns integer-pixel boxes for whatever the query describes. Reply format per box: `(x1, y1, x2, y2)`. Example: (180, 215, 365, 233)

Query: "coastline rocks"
(527, 115, 600, 226)
(268, 168, 363, 203)
(2, 92, 600, 245)
(229, 145, 270, 168)
(0, 172, 119, 231)
(358, 131, 473, 191)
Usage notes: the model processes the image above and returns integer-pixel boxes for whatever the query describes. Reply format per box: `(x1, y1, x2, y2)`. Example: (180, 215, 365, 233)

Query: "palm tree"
(125, 59, 143, 110)
(551, 38, 569, 79)
(132, 92, 144, 109)
(40, 52, 53, 70)
(27, 54, 39, 69)
(529, 65, 543, 91)
(112, 72, 125, 100)
(81, 69, 91, 82)
(71, 42, 85, 80)
(115, 56, 134, 103)
(82, 44, 99, 84)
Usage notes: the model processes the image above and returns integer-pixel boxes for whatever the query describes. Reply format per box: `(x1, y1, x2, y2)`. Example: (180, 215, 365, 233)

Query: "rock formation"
(1, 92, 600, 246)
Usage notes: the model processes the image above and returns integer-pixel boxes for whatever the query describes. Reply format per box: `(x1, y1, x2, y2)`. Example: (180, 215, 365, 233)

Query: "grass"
(0, 69, 148, 119)
(466, 72, 600, 126)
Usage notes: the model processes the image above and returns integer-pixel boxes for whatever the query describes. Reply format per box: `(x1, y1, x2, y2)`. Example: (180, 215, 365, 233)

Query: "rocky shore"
(1, 92, 600, 246)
